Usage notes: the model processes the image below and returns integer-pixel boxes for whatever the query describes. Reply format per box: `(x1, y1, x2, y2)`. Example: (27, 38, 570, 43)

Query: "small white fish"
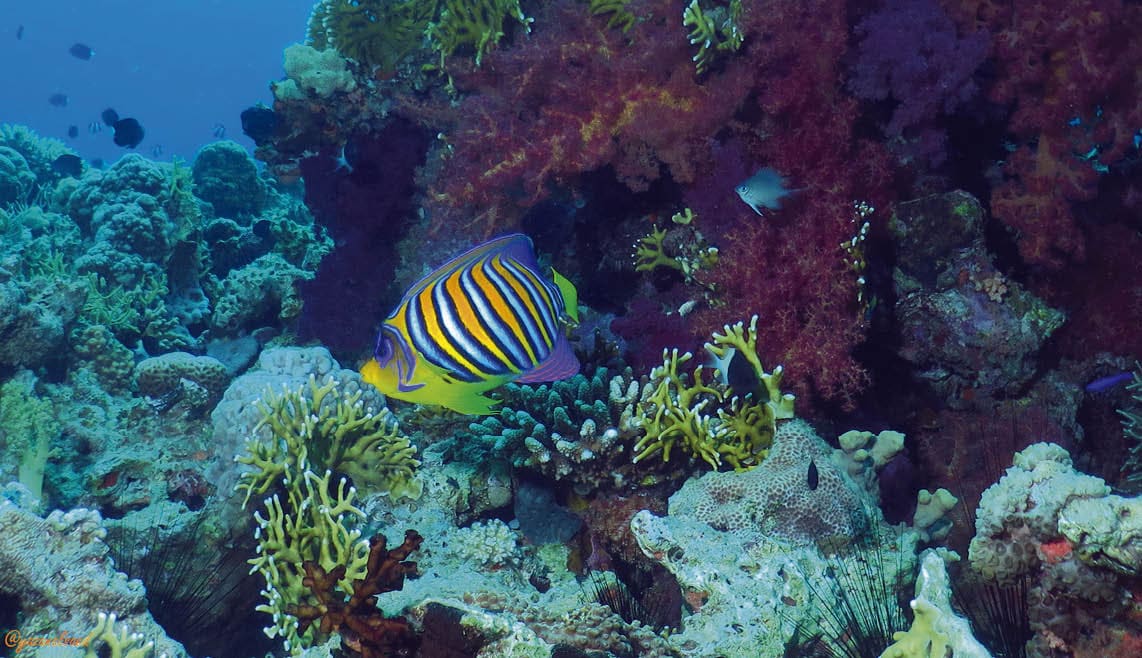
(735, 167, 802, 216)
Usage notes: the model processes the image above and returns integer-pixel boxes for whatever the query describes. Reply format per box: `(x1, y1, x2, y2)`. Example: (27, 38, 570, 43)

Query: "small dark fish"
(50, 153, 83, 178)
(807, 459, 819, 491)
(68, 42, 94, 60)
(212, 122, 225, 139)
(48, 93, 69, 108)
(240, 104, 277, 146)
(88, 121, 103, 134)
(101, 107, 119, 126)
(151, 144, 163, 158)
(1085, 371, 1134, 393)
(727, 349, 768, 402)
(90, 158, 104, 169)
(67, 125, 79, 138)
(112, 117, 144, 148)
(16, 25, 24, 40)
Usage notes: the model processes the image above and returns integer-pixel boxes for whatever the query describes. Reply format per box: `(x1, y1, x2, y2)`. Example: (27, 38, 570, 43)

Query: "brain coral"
(669, 419, 869, 547)
(134, 352, 231, 399)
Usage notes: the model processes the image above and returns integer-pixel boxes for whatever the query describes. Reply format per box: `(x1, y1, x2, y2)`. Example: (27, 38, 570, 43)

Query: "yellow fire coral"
(237, 375, 421, 506)
(238, 376, 419, 652)
(632, 315, 795, 470)
(308, 0, 439, 76)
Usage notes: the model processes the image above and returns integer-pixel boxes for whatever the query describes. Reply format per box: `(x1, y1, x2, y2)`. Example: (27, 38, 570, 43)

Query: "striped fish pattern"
(362, 234, 579, 414)
(400, 236, 570, 381)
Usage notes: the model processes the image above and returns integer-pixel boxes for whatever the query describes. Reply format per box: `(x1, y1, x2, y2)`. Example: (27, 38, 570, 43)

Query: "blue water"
(0, 0, 313, 164)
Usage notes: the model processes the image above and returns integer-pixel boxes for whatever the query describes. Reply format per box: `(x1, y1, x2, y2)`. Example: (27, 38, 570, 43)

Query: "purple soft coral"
(848, 0, 989, 149)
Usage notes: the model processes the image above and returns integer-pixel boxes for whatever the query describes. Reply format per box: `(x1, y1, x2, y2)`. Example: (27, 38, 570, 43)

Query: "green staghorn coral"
(309, 0, 440, 75)
(682, 0, 743, 75)
(632, 315, 794, 471)
(250, 468, 371, 652)
(237, 375, 421, 506)
(428, 0, 532, 68)
(632, 208, 719, 284)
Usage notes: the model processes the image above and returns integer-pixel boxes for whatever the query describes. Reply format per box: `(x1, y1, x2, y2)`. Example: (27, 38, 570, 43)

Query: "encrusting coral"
(632, 315, 795, 470)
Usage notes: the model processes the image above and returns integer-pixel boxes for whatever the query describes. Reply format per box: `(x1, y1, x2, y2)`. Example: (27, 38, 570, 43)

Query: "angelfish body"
(361, 234, 580, 415)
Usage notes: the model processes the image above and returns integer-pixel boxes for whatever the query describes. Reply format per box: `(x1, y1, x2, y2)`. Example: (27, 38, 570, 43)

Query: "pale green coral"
(632, 316, 794, 470)
(1118, 363, 1142, 492)
(880, 551, 992, 658)
(310, 0, 440, 75)
(0, 371, 58, 501)
(589, 0, 637, 33)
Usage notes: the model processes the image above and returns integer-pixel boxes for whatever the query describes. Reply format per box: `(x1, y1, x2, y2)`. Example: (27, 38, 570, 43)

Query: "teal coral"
(463, 365, 645, 491)
(682, 0, 743, 75)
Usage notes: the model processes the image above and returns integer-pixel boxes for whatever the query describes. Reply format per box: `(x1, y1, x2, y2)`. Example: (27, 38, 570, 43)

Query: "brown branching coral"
(290, 529, 424, 658)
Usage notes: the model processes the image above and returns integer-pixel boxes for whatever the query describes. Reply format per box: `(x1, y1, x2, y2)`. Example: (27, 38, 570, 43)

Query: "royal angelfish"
(361, 234, 580, 415)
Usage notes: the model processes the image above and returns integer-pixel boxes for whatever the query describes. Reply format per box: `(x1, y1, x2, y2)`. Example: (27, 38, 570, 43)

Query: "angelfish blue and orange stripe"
(360, 234, 580, 415)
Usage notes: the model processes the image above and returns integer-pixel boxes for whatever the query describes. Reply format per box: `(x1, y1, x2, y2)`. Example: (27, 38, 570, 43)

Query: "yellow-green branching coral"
(237, 374, 421, 506)
(632, 208, 719, 283)
(589, 0, 637, 33)
(82, 612, 156, 658)
(428, 0, 532, 68)
(309, 0, 440, 75)
(250, 469, 371, 651)
(682, 0, 743, 75)
(632, 316, 794, 471)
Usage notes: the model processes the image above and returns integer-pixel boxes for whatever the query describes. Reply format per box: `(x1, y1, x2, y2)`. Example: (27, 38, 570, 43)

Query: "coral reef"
(0, 498, 187, 657)
(890, 191, 1065, 405)
(0, 370, 59, 500)
(969, 442, 1142, 657)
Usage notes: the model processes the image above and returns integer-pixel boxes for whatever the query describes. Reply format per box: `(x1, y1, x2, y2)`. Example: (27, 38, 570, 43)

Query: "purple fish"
(1084, 371, 1134, 393)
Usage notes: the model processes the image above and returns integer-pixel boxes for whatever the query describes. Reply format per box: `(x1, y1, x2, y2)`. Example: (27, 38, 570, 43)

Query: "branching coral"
(463, 365, 647, 491)
(237, 376, 419, 650)
(289, 530, 423, 658)
(237, 375, 421, 506)
(632, 316, 794, 471)
(589, 0, 637, 33)
(82, 612, 158, 658)
(309, 0, 440, 75)
(428, 0, 532, 68)
(682, 0, 743, 75)
(633, 208, 719, 286)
